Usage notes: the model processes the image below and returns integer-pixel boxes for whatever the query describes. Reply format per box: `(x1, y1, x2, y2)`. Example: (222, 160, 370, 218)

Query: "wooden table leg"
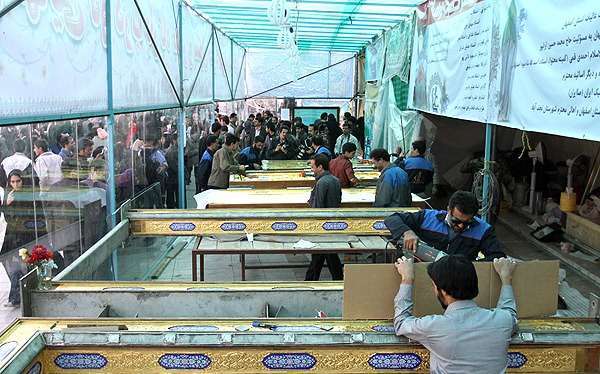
(192, 251, 197, 282)
(241, 253, 246, 281)
(200, 254, 205, 281)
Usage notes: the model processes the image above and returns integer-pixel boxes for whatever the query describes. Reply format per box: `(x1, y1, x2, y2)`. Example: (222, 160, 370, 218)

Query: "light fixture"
(267, 0, 289, 26)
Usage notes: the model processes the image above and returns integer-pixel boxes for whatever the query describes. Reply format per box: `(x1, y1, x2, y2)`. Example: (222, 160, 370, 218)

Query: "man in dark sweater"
(305, 154, 343, 281)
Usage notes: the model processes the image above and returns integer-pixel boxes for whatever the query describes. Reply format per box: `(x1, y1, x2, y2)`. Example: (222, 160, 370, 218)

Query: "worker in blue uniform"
(384, 191, 505, 261)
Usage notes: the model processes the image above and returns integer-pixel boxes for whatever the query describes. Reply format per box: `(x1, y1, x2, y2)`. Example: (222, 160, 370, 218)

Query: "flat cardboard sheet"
(343, 260, 559, 319)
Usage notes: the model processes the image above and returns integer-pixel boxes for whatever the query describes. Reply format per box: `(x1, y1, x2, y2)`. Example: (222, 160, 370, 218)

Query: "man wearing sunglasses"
(384, 190, 505, 261)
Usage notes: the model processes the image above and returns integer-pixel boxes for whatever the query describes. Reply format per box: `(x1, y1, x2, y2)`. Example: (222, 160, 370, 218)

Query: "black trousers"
(304, 254, 343, 281)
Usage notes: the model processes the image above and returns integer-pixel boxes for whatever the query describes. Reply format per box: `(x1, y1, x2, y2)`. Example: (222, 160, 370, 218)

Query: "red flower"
(25, 245, 54, 265)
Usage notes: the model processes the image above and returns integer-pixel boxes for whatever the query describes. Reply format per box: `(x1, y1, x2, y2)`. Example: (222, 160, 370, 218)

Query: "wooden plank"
(566, 213, 600, 251)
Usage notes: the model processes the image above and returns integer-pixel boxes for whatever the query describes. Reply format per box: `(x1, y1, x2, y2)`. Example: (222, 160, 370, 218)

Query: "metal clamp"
(589, 293, 600, 323)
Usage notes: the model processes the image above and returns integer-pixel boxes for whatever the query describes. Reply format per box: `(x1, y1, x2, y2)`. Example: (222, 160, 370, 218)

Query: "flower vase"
(36, 263, 53, 290)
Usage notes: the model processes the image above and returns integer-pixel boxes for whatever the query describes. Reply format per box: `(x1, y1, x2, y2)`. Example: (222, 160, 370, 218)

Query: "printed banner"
(491, 0, 600, 140)
(408, 0, 492, 123)
(408, 0, 600, 141)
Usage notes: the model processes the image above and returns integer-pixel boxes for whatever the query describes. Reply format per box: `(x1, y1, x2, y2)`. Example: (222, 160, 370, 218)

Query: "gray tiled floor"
(0, 264, 21, 330)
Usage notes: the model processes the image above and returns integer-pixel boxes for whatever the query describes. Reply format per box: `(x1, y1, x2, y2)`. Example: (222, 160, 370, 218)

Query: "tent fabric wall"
(111, 0, 180, 110)
(214, 30, 233, 101)
(0, 1, 108, 120)
(182, 3, 213, 103)
(245, 49, 355, 98)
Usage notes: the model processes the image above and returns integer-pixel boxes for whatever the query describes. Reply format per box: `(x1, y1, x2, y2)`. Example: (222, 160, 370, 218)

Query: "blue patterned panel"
(368, 353, 422, 370)
(322, 222, 348, 231)
(220, 222, 247, 231)
(371, 325, 395, 333)
(507, 352, 528, 369)
(168, 325, 219, 332)
(54, 353, 108, 369)
(271, 222, 298, 231)
(158, 354, 211, 370)
(372, 221, 387, 230)
(24, 220, 46, 229)
(27, 362, 42, 374)
(170, 222, 197, 232)
(262, 353, 317, 370)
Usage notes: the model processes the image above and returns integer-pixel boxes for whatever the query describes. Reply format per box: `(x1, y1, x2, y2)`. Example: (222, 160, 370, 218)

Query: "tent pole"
(482, 122, 494, 223)
(177, 0, 186, 208)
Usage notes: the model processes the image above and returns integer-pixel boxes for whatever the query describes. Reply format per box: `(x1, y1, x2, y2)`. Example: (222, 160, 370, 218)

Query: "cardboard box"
(343, 260, 559, 319)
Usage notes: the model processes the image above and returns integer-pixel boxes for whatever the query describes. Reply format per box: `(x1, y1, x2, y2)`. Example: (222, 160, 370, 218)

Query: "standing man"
(207, 134, 245, 189)
(33, 139, 63, 190)
(238, 135, 265, 170)
(196, 135, 219, 193)
(329, 143, 359, 188)
(370, 148, 411, 207)
(2, 139, 32, 177)
(394, 255, 517, 373)
(305, 154, 343, 281)
(384, 190, 506, 261)
(334, 121, 362, 158)
(398, 139, 434, 195)
(311, 136, 332, 159)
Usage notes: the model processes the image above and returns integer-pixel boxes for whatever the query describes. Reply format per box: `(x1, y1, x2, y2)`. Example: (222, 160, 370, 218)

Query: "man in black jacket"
(384, 191, 505, 261)
(196, 135, 219, 193)
(267, 126, 298, 160)
(305, 154, 343, 281)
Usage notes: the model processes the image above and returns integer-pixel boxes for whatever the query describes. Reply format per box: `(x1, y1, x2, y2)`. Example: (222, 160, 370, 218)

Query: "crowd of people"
(189, 110, 366, 193)
(0, 120, 110, 308)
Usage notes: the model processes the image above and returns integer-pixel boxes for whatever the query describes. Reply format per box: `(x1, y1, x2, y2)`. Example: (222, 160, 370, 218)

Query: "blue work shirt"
(374, 164, 411, 207)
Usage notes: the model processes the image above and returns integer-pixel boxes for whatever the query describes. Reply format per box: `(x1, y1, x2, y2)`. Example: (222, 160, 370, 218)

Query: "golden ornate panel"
(131, 217, 393, 236)
(28, 346, 581, 373)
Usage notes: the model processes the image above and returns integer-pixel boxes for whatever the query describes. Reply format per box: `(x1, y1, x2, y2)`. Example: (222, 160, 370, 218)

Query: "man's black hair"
(13, 139, 26, 153)
(448, 190, 480, 216)
(266, 122, 276, 133)
(280, 125, 290, 133)
(312, 153, 330, 170)
(342, 142, 357, 154)
(254, 135, 265, 144)
(224, 133, 239, 146)
(369, 148, 390, 162)
(412, 140, 427, 155)
(78, 137, 93, 151)
(320, 112, 328, 121)
(34, 139, 49, 152)
(206, 135, 218, 147)
(211, 122, 221, 134)
(311, 135, 324, 147)
(427, 255, 479, 300)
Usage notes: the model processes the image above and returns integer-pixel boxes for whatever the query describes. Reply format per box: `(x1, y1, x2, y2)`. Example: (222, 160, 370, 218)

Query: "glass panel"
(184, 104, 215, 196)
(0, 1, 108, 120)
(113, 109, 179, 209)
(189, 37, 213, 104)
